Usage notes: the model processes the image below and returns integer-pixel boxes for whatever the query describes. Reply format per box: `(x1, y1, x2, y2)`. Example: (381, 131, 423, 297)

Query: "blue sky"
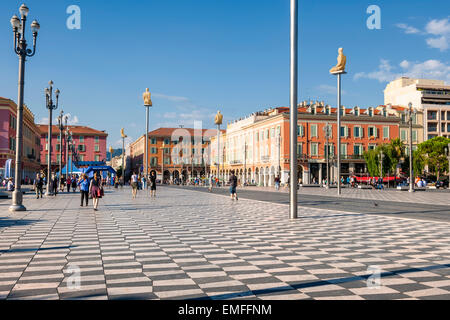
(0, 0, 449, 147)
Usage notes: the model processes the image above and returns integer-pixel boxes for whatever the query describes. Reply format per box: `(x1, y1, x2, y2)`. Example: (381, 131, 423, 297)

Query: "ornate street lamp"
(323, 123, 332, 189)
(445, 143, 450, 189)
(44, 81, 60, 196)
(57, 110, 65, 190)
(9, 4, 40, 212)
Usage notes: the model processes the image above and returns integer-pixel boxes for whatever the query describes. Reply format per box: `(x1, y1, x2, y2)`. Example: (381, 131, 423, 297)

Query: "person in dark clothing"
(52, 175, 58, 196)
(89, 172, 103, 211)
(71, 175, 77, 192)
(149, 172, 157, 197)
(228, 171, 238, 201)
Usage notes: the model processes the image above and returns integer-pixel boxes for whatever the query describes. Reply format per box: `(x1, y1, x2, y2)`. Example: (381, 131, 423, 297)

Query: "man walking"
(34, 173, 44, 199)
(229, 170, 238, 201)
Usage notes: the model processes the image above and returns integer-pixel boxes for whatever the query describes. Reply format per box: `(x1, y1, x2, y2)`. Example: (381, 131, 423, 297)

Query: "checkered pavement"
(244, 185, 450, 206)
(0, 187, 449, 300)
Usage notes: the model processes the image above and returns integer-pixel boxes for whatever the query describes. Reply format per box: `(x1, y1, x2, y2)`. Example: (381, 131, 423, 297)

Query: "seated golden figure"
(329, 48, 347, 74)
(143, 88, 152, 106)
(214, 111, 223, 126)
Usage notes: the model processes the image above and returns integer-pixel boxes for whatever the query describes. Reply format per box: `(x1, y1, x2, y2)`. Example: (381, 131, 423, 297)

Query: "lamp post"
(143, 88, 153, 185)
(445, 143, 450, 189)
(160, 142, 165, 184)
(323, 123, 331, 189)
(9, 4, 40, 212)
(244, 141, 247, 185)
(120, 128, 127, 187)
(289, 0, 299, 219)
(214, 111, 223, 186)
(57, 110, 65, 190)
(65, 126, 70, 181)
(380, 150, 384, 188)
(404, 103, 416, 193)
(45, 81, 60, 196)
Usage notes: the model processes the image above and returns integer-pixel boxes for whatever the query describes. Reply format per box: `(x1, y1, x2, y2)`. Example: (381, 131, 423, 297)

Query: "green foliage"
(415, 137, 450, 179)
(364, 149, 379, 177)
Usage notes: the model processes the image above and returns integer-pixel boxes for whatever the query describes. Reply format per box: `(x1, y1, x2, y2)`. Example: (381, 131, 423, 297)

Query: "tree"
(364, 149, 379, 177)
(385, 138, 405, 186)
(415, 137, 450, 179)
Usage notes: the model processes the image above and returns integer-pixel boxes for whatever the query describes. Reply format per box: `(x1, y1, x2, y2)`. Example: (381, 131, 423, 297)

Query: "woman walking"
(78, 174, 90, 207)
(89, 172, 103, 211)
(131, 172, 138, 199)
(150, 171, 157, 198)
(71, 175, 78, 192)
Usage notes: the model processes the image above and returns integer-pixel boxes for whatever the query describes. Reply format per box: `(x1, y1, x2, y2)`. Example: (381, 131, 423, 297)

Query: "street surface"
(0, 186, 449, 300)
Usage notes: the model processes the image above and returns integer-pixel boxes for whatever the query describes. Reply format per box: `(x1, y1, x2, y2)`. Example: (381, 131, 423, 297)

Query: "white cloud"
(396, 23, 421, 34)
(153, 93, 190, 102)
(354, 59, 450, 83)
(114, 136, 134, 149)
(397, 17, 450, 51)
(38, 113, 80, 126)
(317, 84, 347, 95)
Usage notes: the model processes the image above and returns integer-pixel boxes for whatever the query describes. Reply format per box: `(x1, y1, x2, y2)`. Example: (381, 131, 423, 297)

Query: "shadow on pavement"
(192, 263, 450, 300)
(0, 245, 76, 254)
(0, 217, 42, 229)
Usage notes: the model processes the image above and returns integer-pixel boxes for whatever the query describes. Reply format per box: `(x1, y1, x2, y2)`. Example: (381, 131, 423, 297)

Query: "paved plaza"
(0, 187, 450, 300)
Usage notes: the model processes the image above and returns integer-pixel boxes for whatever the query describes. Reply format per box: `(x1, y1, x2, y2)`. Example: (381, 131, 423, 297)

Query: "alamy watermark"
(367, 265, 381, 289)
(65, 263, 81, 290)
(366, 5, 381, 30)
(67, 5, 81, 30)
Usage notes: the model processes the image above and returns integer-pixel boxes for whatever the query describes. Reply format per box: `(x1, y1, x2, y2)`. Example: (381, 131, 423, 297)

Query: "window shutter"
(360, 127, 364, 138)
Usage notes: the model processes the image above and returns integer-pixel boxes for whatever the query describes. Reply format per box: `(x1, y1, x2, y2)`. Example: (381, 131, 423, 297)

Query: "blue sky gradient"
(0, 0, 449, 147)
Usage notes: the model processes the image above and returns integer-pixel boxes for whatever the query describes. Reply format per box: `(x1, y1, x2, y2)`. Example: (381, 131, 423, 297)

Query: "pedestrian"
(229, 170, 238, 201)
(52, 175, 58, 196)
(150, 171, 157, 197)
(274, 176, 280, 191)
(34, 173, 44, 199)
(209, 175, 214, 192)
(131, 172, 138, 199)
(60, 176, 65, 192)
(89, 172, 103, 211)
(7, 178, 14, 191)
(66, 176, 71, 193)
(78, 174, 90, 207)
(71, 175, 77, 192)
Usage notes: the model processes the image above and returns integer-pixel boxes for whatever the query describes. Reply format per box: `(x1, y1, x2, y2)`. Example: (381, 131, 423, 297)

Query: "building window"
(297, 125, 304, 137)
(79, 155, 84, 162)
(79, 136, 84, 143)
(94, 144, 99, 152)
(383, 127, 389, 139)
(428, 124, 437, 132)
(56, 144, 61, 152)
(368, 108, 373, 117)
(340, 144, 347, 157)
(151, 147, 157, 154)
(401, 129, 407, 141)
(78, 145, 86, 152)
(412, 130, 418, 142)
(354, 107, 359, 116)
(164, 157, 170, 165)
(353, 126, 363, 138)
(427, 111, 437, 120)
(353, 144, 363, 156)
(368, 126, 377, 138)
(95, 136, 99, 143)
(368, 144, 376, 150)
(151, 157, 158, 166)
(340, 126, 348, 138)
(310, 124, 318, 138)
(151, 138, 157, 144)
(95, 155, 100, 162)
(311, 143, 319, 156)
(297, 143, 302, 156)
(164, 138, 170, 145)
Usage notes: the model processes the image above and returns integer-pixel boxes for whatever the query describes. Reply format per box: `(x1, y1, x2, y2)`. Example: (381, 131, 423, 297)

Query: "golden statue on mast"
(143, 88, 153, 106)
(329, 48, 347, 74)
(214, 111, 223, 126)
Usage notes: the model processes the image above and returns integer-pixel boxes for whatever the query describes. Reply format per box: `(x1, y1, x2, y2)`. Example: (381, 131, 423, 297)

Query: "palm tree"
(387, 138, 405, 186)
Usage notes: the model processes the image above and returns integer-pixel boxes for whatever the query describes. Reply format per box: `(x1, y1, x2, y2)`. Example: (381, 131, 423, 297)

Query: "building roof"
(37, 125, 108, 136)
(147, 127, 224, 137)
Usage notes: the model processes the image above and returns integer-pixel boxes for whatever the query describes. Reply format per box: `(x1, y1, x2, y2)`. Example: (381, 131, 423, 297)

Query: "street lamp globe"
(30, 20, 40, 33)
(10, 15, 20, 30)
(19, 4, 29, 17)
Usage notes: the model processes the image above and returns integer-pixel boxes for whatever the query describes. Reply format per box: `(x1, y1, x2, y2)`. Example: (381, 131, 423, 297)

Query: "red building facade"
(38, 125, 108, 171)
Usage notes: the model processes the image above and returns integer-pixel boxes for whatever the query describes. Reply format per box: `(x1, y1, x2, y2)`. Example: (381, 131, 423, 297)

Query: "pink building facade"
(38, 125, 108, 170)
(0, 97, 41, 181)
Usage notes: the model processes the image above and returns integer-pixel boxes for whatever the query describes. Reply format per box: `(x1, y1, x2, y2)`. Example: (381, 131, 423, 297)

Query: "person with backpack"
(71, 175, 78, 192)
(228, 171, 238, 201)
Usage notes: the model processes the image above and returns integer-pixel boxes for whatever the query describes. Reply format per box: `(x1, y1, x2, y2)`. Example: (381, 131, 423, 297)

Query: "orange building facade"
(129, 127, 218, 182)
(210, 101, 402, 186)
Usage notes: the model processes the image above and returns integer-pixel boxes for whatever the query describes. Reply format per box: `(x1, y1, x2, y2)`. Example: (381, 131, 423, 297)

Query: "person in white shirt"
(131, 173, 138, 199)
